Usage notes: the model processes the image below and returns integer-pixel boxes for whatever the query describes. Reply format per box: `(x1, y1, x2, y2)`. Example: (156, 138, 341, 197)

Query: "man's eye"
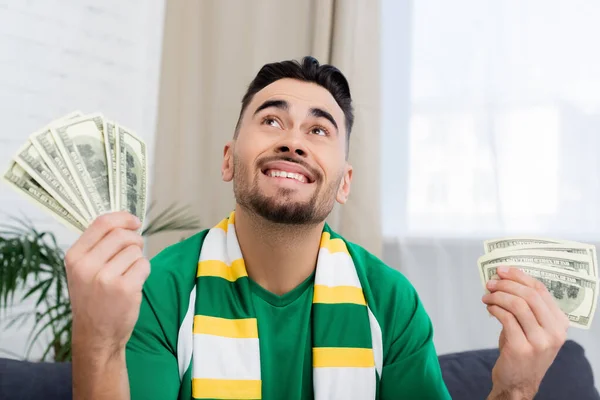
(263, 118, 281, 128)
(311, 127, 327, 136)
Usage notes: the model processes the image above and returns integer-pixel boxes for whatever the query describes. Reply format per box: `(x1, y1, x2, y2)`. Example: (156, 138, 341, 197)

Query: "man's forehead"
(250, 78, 344, 121)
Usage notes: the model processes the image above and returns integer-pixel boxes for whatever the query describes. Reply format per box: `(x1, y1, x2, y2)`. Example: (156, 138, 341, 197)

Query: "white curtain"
(381, 0, 600, 382)
(148, 0, 381, 258)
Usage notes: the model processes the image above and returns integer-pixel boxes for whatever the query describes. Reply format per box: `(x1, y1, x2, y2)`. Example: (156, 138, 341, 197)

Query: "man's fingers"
(98, 245, 145, 281)
(486, 278, 555, 330)
(482, 291, 545, 341)
(496, 266, 570, 331)
(87, 228, 144, 266)
(123, 257, 151, 290)
(486, 305, 528, 346)
(496, 266, 539, 288)
(66, 212, 141, 265)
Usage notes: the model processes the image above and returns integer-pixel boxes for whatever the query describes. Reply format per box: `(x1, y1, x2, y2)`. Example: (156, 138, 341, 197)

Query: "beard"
(232, 155, 340, 225)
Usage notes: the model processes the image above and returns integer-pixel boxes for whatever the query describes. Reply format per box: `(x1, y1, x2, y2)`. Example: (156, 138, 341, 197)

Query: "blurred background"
(0, 0, 598, 386)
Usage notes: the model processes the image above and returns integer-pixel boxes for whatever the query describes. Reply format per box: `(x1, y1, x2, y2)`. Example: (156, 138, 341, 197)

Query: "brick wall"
(0, 0, 165, 359)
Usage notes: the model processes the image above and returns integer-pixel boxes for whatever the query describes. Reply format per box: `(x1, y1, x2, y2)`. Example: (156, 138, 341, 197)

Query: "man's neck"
(233, 205, 324, 296)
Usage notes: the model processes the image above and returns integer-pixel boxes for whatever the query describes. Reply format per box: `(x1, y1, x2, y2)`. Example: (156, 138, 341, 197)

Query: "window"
(382, 0, 600, 239)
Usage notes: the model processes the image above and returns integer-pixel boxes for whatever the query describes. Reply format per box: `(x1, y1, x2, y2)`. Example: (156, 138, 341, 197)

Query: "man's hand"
(482, 266, 569, 400)
(66, 211, 149, 352)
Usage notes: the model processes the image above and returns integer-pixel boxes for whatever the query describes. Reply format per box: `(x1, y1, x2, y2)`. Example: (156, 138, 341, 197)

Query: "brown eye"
(311, 127, 327, 136)
(263, 117, 282, 128)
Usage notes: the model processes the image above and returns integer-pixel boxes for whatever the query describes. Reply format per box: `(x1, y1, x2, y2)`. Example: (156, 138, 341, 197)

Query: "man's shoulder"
(145, 229, 209, 293)
(327, 229, 419, 313)
(334, 234, 435, 367)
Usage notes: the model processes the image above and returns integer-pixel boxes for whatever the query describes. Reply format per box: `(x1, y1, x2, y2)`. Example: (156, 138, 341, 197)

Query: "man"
(66, 57, 569, 399)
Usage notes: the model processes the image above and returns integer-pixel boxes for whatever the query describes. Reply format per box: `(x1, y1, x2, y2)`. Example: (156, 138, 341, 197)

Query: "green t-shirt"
(126, 230, 451, 399)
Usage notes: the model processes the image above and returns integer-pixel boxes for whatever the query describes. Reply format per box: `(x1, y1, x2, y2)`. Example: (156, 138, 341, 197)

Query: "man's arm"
(483, 267, 569, 399)
(71, 284, 181, 400)
(66, 212, 149, 400)
(72, 340, 130, 399)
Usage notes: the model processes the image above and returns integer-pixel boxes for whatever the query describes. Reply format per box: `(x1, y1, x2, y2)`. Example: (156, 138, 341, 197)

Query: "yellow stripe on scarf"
(313, 285, 366, 305)
(193, 315, 258, 338)
(313, 347, 375, 368)
(197, 259, 247, 281)
(192, 378, 261, 399)
(320, 232, 350, 254)
(214, 212, 236, 232)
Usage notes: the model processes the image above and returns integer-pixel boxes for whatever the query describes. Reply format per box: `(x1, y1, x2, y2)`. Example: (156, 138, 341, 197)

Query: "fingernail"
(487, 280, 497, 289)
(498, 266, 509, 274)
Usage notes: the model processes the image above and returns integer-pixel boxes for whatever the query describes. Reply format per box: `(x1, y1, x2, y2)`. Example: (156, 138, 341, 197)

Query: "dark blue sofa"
(0, 340, 598, 399)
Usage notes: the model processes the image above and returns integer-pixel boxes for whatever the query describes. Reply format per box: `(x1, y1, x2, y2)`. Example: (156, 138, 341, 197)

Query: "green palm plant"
(0, 204, 201, 362)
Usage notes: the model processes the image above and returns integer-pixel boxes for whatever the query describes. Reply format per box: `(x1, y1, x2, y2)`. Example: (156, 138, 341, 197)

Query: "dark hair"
(234, 56, 354, 143)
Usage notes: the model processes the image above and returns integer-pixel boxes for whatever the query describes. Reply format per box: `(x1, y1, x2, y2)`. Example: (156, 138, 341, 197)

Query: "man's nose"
(275, 131, 307, 157)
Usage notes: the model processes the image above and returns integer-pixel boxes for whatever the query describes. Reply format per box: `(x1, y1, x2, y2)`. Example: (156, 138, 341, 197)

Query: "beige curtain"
(148, 0, 381, 258)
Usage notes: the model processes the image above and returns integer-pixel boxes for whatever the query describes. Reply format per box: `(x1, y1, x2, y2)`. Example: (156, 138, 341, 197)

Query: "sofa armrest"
(0, 357, 72, 400)
(438, 340, 599, 400)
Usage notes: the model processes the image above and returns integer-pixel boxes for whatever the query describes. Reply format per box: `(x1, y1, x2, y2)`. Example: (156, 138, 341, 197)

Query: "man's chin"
(249, 197, 318, 225)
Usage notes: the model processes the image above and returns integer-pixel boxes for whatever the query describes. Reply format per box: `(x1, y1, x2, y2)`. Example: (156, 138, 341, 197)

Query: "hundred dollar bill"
(482, 262, 598, 329)
(485, 237, 598, 278)
(30, 127, 91, 223)
(484, 237, 566, 254)
(13, 140, 89, 225)
(502, 243, 597, 279)
(477, 249, 594, 286)
(115, 124, 147, 224)
(104, 121, 118, 211)
(51, 114, 111, 218)
(3, 161, 85, 233)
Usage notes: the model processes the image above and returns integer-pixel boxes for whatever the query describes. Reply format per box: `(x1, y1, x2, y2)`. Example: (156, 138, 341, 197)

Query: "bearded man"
(66, 57, 569, 400)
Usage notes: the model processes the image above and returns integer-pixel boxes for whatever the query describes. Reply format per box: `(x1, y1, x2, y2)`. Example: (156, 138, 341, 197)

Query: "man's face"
(222, 78, 352, 225)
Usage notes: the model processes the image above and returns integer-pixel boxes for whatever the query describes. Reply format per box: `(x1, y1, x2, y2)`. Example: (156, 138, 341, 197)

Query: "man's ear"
(336, 163, 353, 204)
(222, 141, 234, 182)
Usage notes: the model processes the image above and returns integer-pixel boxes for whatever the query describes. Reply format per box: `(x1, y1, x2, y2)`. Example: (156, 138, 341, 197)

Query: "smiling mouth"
(262, 169, 312, 184)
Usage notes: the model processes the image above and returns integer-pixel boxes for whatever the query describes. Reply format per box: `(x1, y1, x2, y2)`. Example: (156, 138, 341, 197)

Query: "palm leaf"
(25, 303, 71, 359)
(0, 204, 201, 361)
(3, 309, 34, 330)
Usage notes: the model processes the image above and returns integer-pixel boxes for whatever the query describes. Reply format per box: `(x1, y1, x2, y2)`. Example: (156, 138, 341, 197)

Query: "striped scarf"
(188, 212, 382, 399)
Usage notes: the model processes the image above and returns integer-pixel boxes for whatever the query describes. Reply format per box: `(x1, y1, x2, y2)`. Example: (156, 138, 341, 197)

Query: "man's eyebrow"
(309, 107, 338, 132)
(253, 99, 289, 116)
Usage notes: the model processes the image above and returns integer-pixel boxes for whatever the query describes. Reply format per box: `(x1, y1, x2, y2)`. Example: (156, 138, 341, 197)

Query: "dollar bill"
(104, 121, 118, 211)
(500, 243, 597, 278)
(115, 125, 147, 224)
(30, 127, 91, 222)
(13, 140, 89, 225)
(484, 237, 565, 253)
(482, 262, 598, 329)
(477, 249, 594, 286)
(3, 161, 85, 233)
(51, 114, 111, 218)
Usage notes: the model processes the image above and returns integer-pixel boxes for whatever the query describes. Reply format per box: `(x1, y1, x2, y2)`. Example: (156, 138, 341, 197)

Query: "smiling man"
(67, 57, 568, 400)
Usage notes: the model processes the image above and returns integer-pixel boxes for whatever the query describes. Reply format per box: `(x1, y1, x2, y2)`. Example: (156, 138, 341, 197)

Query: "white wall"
(0, 0, 165, 359)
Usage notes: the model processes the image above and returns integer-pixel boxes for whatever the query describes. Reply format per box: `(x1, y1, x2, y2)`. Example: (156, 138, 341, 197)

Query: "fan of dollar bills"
(479, 238, 599, 329)
(3, 111, 147, 233)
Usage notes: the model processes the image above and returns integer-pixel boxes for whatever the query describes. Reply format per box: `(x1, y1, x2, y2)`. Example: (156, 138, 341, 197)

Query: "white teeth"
(267, 170, 306, 183)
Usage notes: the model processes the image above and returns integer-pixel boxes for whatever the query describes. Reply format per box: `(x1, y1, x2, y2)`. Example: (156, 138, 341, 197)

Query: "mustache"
(257, 155, 321, 181)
